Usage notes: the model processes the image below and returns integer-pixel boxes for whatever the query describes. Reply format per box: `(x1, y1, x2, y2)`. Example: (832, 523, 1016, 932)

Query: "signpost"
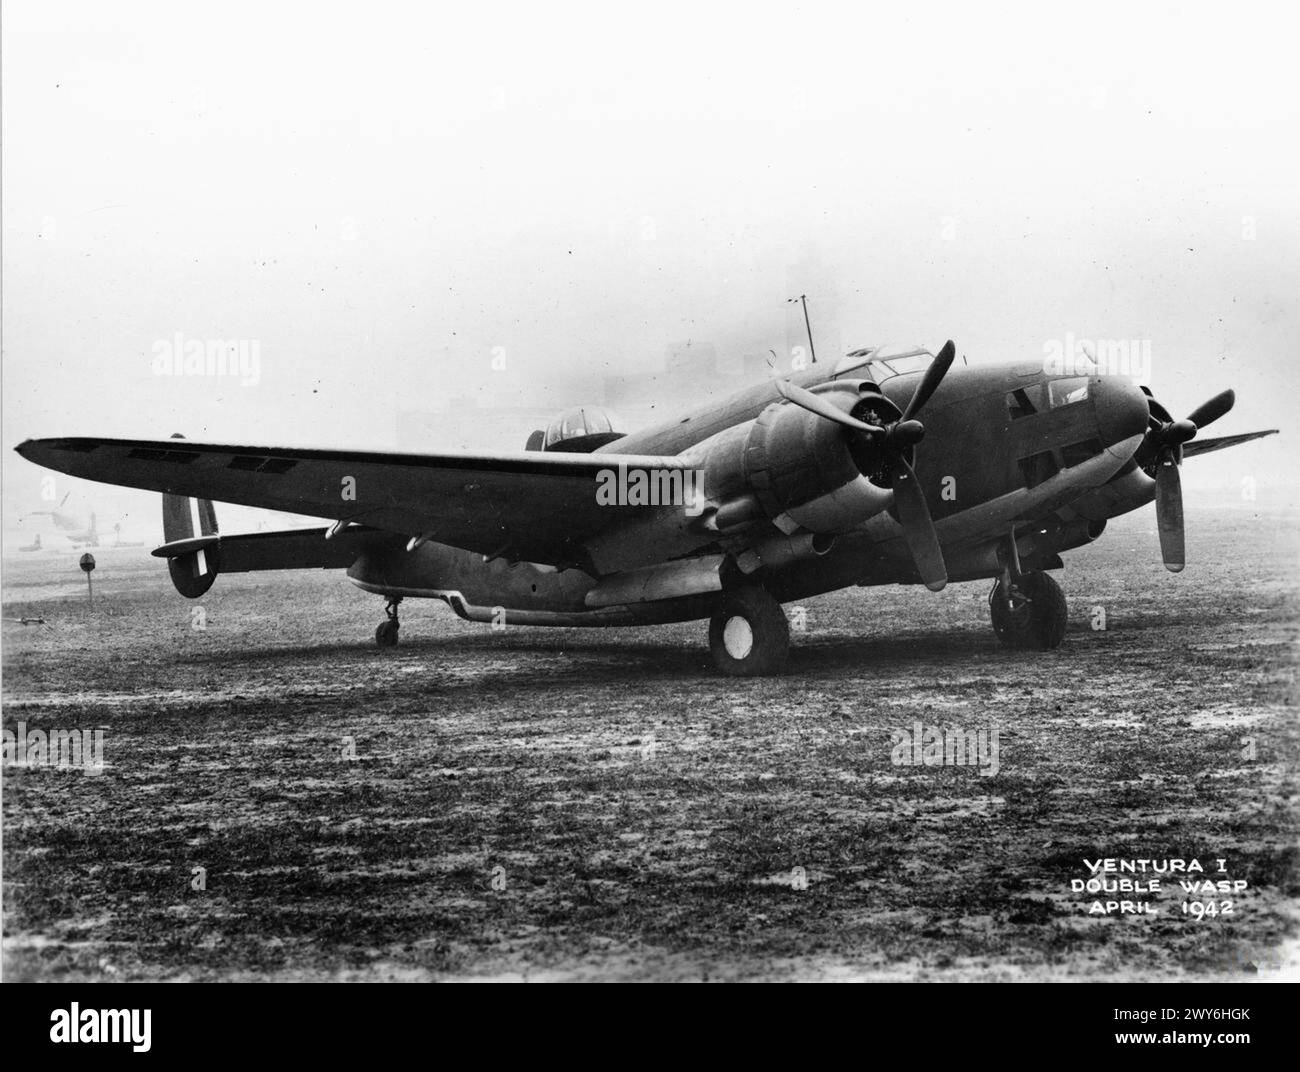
(79, 552, 96, 607)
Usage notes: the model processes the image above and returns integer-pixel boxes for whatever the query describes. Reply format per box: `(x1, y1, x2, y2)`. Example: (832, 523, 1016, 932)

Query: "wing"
(1182, 429, 1279, 459)
(15, 437, 693, 571)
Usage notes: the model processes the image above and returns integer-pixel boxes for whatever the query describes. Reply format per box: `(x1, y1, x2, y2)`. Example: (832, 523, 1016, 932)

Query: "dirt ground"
(3, 503, 1297, 981)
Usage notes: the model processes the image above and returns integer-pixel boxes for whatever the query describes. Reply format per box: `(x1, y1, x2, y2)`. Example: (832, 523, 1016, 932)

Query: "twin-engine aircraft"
(15, 342, 1277, 674)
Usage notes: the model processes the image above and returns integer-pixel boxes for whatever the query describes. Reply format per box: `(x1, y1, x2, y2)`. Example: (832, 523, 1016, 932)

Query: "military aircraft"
(66, 512, 99, 547)
(23, 494, 99, 546)
(14, 342, 1277, 674)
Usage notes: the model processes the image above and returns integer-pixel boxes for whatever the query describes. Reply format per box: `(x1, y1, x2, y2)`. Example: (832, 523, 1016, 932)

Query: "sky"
(4, 0, 1298, 540)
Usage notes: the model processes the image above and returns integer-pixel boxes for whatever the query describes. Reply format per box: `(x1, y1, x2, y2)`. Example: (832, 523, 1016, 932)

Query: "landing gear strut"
(375, 597, 401, 647)
(989, 571, 1067, 650)
(708, 585, 789, 676)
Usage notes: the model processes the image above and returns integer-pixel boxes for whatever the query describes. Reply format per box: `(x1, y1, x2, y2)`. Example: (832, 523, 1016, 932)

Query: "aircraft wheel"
(989, 571, 1067, 650)
(375, 619, 400, 648)
(709, 586, 789, 676)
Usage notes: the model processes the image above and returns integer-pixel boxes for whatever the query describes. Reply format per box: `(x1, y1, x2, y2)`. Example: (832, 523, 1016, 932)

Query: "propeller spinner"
(775, 341, 956, 591)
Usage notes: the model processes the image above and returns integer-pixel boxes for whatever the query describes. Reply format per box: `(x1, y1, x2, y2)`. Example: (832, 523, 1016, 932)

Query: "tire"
(375, 620, 400, 648)
(989, 571, 1067, 650)
(708, 586, 790, 676)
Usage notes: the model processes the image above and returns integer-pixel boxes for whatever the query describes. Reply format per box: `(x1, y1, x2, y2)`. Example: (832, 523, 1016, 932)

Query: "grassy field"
(3, 504, 1297, 980)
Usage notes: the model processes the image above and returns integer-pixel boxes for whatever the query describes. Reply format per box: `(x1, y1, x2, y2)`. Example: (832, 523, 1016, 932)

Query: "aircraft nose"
(1095, 376, 1151, 447)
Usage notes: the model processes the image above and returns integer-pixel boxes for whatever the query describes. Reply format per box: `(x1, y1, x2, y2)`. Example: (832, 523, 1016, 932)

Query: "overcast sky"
(4, 0, 1297, 537)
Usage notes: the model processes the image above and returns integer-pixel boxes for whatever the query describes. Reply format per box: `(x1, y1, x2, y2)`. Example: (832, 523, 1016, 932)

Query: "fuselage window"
(1007, 388, 1035, 419)
(1007, 383, 1046, 419)
(1048, 377, 1090, 408)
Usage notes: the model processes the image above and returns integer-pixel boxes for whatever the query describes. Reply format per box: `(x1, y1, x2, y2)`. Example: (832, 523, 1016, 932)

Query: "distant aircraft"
(18, 533, 42, 552)
(15, 342, 1278, 674)
(24, 494, 99, 546)
(66, 512, 99, 547)
(24, 492, 81, 531)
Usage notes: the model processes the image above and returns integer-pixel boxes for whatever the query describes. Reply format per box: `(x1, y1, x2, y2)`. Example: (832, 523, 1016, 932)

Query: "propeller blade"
(1186, 389, 1235, 431)
(901, 340, 956, 422)
(891, 458, 947, 591)
(1155, 448, 1185, 573)
(774, 378, 884, 435)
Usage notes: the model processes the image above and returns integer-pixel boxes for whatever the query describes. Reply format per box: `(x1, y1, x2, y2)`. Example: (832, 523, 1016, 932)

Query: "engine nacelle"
(703, 380, 898, 536)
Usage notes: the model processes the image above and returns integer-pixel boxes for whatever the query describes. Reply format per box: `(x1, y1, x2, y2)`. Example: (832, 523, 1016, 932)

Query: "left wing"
(15, 437, 695, 571)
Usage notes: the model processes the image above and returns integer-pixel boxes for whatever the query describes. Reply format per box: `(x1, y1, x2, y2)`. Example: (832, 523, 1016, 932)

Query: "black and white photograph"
(2, 0, 1297, 1027)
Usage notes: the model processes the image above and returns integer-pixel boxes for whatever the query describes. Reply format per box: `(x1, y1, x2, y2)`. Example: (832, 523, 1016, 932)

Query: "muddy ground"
(3, 504, 1297, 981)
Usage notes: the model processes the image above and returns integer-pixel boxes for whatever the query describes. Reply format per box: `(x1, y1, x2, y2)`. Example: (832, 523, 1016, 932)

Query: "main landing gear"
(709, 585, 790, 676)
(989, 571, 1067, 650)
(375, 597, 402, 647)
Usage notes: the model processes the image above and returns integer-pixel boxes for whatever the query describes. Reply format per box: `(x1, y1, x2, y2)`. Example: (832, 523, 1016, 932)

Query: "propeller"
(774, 341, 956, 591)
(775, 378, 883, 435)
(1139, 388, 1234, 572)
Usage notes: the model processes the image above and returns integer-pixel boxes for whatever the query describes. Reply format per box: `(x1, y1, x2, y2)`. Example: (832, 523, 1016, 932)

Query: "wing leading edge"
(1181, 429, 1278, 459)
(15, 437, 695, 571)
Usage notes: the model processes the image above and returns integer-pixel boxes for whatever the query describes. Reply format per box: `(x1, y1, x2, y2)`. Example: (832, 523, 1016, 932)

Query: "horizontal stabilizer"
(152, 527, 391, 593)
(152, 535, 219, 559)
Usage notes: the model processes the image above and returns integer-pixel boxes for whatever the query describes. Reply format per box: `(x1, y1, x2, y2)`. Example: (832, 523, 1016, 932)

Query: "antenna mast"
(787, 294, 817, 364)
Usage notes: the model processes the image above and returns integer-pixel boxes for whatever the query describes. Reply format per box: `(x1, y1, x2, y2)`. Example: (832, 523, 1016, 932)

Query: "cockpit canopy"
(834, 344, 935, 382)
(535, 406, 625, 453)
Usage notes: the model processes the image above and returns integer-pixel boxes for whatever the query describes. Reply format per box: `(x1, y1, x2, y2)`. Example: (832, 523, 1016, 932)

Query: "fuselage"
(345, 353, 1155, 626)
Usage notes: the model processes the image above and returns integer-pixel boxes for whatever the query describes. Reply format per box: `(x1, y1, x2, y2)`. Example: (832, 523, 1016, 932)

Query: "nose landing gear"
(375, 597, 402, 647)
(988, 529, 1067, 650)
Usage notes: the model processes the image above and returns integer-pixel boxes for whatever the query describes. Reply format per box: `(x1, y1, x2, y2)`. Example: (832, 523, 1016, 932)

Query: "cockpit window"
(834, 345, 933, 378)
(1007, 385, 1045, 419)
(1048, 377, 1090, 408)
(834, 351, 876, 376)
(583, 409, 612, 435)
(881, 354, 932, 375)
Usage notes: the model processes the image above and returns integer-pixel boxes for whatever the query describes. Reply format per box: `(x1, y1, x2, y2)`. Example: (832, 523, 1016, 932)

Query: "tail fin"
(161, 493, 220, 598)
(161, 433, 221, 597)
(162, 491, 218, 543)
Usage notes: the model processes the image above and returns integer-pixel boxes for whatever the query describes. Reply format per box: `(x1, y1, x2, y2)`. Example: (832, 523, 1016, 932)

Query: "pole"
(79, 552, 96, 608)
(800, 294, 817, 364)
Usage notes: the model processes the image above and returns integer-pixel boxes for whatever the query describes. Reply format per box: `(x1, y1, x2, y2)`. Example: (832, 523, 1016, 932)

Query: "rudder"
(162, 432, 221, 597)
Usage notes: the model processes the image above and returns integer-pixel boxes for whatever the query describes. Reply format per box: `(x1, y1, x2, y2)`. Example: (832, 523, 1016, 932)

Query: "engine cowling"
(704, 380, 902, 536)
